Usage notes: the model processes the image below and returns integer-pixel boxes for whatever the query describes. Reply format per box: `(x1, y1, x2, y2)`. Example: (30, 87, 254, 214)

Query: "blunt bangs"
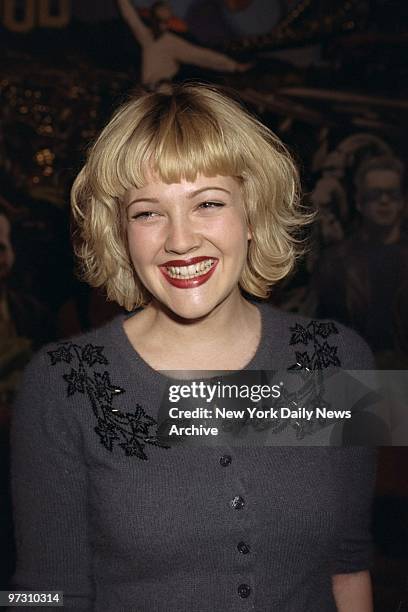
(72, 83, 313, 311)
(90, 90, 246, 201)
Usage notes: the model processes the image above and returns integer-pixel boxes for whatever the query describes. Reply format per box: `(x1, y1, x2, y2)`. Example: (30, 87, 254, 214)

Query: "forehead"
(156, 3, 171, 12)
(363, 169, 401, 190)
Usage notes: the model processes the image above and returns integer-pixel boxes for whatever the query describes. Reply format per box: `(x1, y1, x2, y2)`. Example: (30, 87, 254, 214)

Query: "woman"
(118, 0, 251, 90)
(10, 84, 375, 611)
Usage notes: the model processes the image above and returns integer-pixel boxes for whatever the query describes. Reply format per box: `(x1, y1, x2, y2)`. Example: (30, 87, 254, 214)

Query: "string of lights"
(225, 0, 365, 52)
(0, 66, 131, 206)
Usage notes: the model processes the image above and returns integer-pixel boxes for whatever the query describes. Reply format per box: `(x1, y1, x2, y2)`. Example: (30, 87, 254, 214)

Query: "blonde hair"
(71, 83, 311, 311)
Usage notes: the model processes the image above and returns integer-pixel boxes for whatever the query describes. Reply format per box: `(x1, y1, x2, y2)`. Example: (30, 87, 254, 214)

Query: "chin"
(373, 219, 396, 228)
(157, 289, 232, 321)
(165, 301, 218, 322)
(151, 281, 242, 321)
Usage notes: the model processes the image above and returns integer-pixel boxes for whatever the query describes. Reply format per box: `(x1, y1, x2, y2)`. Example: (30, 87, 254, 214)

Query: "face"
(154, 3, 172, 22)
(124, 174, 251, 320)
(0, 214, 14, 285)
(322, 151, 345, 179)
(358, 169, 404, 229)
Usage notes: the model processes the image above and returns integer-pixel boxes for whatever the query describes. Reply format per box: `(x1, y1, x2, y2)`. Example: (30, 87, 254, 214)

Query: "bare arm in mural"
(170, 34, 252, 73)
(117, 0, 153, 47)
(117, 0, 252, 73)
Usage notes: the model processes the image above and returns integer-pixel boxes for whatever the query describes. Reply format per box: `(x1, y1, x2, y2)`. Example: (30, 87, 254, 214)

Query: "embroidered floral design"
(63, 367, 87, 396)
(94, 418, 120, 452)
(48, 342, 169, 459)
(289, 320, 341, 371)
(285, 320, 340, 439)
(48, 345, 73, 365)
(81, 344, 108, 367)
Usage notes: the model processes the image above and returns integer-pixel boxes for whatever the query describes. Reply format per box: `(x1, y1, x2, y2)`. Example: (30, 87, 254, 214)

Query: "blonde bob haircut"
(71, 83, 311, 311)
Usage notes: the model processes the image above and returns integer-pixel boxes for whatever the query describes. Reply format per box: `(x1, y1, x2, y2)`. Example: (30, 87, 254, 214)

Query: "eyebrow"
(126, 197, 158, 211)
(126, 186, 231, 210)
(187, 186, 231, 198)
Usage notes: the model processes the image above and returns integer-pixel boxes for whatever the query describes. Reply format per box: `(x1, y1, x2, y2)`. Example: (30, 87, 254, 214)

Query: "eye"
(198, 201, 225, 210)
(129, 211, 159, 221)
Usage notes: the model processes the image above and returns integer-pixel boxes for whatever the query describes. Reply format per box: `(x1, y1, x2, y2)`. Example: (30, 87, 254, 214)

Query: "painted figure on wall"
(117, 0, 252, 90)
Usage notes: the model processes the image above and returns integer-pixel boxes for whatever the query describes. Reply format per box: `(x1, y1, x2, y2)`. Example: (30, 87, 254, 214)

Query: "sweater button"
(219, 454, 232, 467)
(238, 583, 251, 598)
(230, 496, 245, 510)
(237, 541, 250, 554)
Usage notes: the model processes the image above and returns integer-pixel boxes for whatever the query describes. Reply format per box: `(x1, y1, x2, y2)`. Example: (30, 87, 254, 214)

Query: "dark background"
(1, 1, 407, 609)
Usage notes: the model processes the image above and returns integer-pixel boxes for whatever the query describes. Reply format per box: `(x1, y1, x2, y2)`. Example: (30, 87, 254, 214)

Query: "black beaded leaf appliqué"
(285, 320, 341, 439)
(48, 342, 169, 460)
(288, 321, 341, 371)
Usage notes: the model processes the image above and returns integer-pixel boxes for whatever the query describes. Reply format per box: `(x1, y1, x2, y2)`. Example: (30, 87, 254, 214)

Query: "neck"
(145, 291, 257, 349)
(123, 290, 262, 371)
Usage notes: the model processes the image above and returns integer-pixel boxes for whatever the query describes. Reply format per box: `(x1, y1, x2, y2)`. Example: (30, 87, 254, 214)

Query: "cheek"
(211, 214, 249, 248)
(126, 228, 138, 259)
(126, 235, 151, 278)
(126, 227, 157, 264)
(228, 219, 251, 256)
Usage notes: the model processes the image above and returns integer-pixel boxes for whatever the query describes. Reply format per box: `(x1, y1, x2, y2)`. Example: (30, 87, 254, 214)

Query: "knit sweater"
(10, 302, 377, 611)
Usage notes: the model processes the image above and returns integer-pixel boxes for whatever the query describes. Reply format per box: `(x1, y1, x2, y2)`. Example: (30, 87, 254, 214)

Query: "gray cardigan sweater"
(10, 302, 377, 611)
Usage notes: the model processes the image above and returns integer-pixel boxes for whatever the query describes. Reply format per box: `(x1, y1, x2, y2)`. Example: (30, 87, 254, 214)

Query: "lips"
(159, 256, 218, 288)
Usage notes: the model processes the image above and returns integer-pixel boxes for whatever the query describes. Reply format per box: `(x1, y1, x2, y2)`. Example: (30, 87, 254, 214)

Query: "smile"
(166, 258, 215, 279)
(159, 257, 218, 288)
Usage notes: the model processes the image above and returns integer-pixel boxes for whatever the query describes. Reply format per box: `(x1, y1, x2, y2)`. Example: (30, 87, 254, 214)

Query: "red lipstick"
(159, 257, 218, 289)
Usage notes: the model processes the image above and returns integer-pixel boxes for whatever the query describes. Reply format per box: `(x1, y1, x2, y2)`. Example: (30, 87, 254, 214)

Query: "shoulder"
(47, 315, 123, 359)
(258, 301, 375, 370)
(12, 315, 127, 439)
(165, 31, 191, 48)
(17, 314, 126, 400)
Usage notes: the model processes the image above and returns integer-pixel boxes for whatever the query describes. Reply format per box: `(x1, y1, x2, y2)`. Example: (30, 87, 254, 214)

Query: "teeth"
(165, 259, 215, 279)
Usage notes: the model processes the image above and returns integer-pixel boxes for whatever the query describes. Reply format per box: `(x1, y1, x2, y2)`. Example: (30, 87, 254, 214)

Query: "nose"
(379, 191, 391, 204)
(164, 217, 201, 255)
